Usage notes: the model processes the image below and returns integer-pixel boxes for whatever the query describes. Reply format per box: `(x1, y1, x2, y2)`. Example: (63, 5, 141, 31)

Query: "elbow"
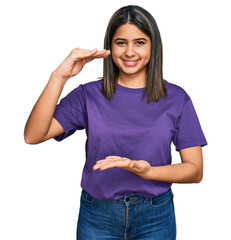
(24, 132, 40, 145)
(24, 132, 31, 144)
(195, 175, 203, 183)
(197, 174, 203, 183)
(194, 170, 203, 183)
(24, 126, 34, 144)
(24, 126, 45, 144)
(24, 135, 36, 145)
(186, 164, 203, 183)
(187, 162, 203, 183)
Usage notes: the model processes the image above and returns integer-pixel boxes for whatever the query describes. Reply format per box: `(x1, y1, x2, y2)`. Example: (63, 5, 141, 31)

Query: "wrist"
(50, 70, 69, 86)
(51, 70, 69, 84)
(143, 166, 155, 180)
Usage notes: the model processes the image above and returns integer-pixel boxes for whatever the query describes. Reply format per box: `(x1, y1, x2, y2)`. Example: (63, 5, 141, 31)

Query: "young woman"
(24, 5, 208, 240)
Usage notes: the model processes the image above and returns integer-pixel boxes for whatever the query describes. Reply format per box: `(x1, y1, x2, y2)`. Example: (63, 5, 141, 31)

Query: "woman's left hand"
(93, 156, 151, 179)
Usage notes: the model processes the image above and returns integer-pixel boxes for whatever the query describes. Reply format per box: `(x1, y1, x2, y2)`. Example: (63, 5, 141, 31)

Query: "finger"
(93, 161, 108, 167)
(99, 161, 122, 170)
(96, 156, 121, 162)
(94, 159, 126, 169)
(90, 50, 111, 59)
(95, 160, 112, 165)
(96, 51, 111, 58)
(72, 48, 97, 53)
(101, 52, 111, 58)
(71, 48, 109, 56)
(93, 162, 109, 170)
(95, 156, 127, 165)
(104, 159, 130, 168)
(105, 155, 124, 159)
(85, 57, 95, 63)
(72, 49, 110, 61)
(96, 158, 123, 164)
(71, 48, 98, 60)
(86, 49, 106, 56)
(93, 164, 102, 170)
(95, 49, 110, 55)
(73, 50, 108, 61)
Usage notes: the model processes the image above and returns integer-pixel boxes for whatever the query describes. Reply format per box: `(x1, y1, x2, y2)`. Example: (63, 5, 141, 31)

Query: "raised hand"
(54, 48, 111, 81)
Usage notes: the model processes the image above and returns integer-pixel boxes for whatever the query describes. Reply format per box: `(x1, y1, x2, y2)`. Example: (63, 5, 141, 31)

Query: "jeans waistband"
(114, 188, 172, 205)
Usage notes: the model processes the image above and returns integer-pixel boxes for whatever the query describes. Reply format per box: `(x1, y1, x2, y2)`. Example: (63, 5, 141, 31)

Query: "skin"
(111, 23, 151, 88)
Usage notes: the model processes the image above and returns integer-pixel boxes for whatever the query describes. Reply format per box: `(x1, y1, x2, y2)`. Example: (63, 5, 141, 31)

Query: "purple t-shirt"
(53, 79, 207, 201)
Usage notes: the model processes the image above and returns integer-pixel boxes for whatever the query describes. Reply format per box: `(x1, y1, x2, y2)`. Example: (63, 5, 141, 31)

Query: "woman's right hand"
(53, 48, 111, 81)
(24, 47, 110, 144)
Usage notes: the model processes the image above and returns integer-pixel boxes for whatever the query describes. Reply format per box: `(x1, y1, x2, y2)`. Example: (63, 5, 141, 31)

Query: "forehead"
(112, 23, 150, 40)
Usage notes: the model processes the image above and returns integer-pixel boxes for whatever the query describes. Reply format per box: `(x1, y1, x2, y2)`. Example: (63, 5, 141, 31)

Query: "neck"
(117, 71, 146, 88)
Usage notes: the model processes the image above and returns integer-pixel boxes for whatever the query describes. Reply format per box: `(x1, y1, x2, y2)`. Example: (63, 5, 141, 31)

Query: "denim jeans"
(76, 188, 176, 240)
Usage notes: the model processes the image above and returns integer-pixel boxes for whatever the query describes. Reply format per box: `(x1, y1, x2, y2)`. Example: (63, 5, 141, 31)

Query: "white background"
(0, 0, 230, 239)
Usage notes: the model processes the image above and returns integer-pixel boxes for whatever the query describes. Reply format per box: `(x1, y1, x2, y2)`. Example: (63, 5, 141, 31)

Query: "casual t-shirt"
(53, 79, 208, 201)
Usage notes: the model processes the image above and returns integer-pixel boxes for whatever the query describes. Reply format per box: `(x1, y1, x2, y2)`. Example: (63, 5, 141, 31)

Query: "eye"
(116, 41, 125, 46)
(136, 41, 145, 45)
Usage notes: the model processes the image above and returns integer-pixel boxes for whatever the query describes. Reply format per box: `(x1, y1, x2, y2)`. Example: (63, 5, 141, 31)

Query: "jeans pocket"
(149, 189, 173, 209)
(81, 189, 95, 204)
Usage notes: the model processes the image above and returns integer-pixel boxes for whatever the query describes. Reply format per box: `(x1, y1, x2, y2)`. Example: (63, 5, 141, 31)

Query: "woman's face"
(111, 23, 151, 79)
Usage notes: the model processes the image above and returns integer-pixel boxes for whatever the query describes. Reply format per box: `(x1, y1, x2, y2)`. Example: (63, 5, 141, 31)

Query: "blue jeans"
(76, 188, 176, 239)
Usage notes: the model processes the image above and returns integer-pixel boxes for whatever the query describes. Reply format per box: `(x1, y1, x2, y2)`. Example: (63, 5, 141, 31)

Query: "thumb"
(81, 57, 94, 67)
(129, 161, 136, 168)
(85, 57, 95, 63)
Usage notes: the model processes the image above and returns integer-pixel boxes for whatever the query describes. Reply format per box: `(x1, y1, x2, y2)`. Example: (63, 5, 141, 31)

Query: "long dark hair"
(101, 5, 167, 103)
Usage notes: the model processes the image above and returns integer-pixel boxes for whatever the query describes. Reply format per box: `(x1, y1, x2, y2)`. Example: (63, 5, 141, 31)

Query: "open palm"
(93, 155, 151, 179)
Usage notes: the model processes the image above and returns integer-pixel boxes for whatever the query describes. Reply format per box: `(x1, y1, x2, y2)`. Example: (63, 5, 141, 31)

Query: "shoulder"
(60, 79, 102, 105)
(164, 80, 190, 103)
(82, 79, 102, 89)
(81, 79, 103, 97)
(67, 79, 102, 95)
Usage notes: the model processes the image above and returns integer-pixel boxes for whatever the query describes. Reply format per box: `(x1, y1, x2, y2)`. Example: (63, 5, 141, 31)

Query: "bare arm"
(24, 72, 66, 144)
(93, 146, 204, 184)
(142, 146, 203, 183)
(24, 48, 110, 144)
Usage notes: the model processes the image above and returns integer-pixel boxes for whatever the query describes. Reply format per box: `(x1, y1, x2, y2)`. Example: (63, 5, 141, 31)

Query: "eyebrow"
(114, 37, 147, 42)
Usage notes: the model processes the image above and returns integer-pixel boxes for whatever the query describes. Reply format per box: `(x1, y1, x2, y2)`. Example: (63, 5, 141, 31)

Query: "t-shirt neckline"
(117, 83, 146, 92)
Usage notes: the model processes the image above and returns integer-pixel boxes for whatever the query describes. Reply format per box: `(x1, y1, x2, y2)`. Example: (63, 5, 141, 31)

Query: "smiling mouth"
(122, 59, 140, 67)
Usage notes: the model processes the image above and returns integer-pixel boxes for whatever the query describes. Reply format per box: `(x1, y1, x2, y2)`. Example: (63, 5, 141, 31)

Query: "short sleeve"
(53, 84, 86, 141)
(173, 97, 208, 151)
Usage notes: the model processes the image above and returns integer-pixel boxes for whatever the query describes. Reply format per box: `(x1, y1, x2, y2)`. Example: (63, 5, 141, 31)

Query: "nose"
(124, 44, 135, 58)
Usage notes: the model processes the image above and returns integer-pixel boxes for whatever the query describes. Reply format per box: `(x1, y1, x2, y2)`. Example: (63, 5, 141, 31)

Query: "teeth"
(124, 60, 138, 63)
